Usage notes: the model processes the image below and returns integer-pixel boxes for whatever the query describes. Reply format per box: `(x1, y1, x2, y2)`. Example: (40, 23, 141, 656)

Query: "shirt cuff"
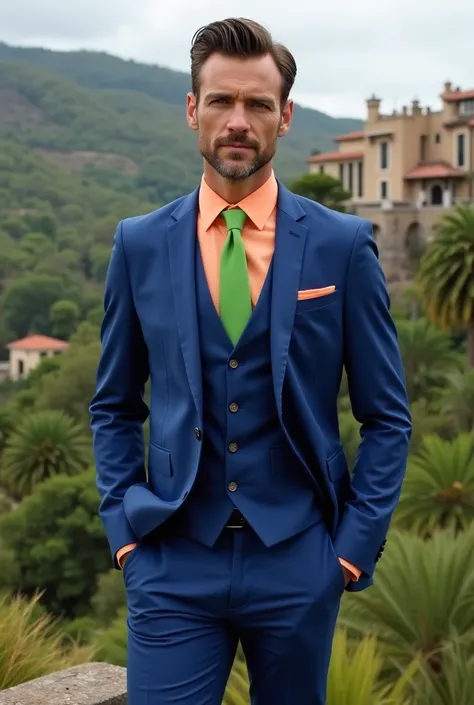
(116, 543, 137, 569)
(338, 557, 362, 582)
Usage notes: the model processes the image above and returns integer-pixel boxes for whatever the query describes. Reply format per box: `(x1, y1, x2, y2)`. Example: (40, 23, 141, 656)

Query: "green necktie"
(219, 207, 252, 345)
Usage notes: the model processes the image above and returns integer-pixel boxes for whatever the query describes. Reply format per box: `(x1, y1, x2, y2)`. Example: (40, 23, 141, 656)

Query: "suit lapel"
(166, 190, 203, 420)
(271, 183, 308, 416)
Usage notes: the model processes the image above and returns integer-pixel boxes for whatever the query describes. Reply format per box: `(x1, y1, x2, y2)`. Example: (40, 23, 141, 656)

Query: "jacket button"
(229, 402, 239, 413)
(228, 481, 238, 492)
(228, 442, 238, 453)
(194, 427, 202, 440)
(229, 359, 239, 369)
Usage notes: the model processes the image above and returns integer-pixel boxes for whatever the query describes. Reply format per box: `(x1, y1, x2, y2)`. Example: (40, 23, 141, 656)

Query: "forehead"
(199, 53, 282, 98)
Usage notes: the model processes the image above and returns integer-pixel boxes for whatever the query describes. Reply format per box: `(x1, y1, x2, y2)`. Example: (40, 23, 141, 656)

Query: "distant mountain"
(0, 41, 362, 203)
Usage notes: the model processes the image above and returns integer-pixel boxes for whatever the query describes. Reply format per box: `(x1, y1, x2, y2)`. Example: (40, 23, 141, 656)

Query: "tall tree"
(417, 206, 474, 367)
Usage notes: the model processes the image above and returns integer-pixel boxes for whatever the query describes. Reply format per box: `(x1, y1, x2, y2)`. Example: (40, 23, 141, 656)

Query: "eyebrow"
(205, 92, 277, 107)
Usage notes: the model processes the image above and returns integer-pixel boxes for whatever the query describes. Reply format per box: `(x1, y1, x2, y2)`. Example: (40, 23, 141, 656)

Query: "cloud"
(1, 0, 473, 117)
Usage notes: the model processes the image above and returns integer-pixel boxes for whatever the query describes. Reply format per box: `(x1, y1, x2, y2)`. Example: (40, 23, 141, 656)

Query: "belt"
(225, 508, 248, 529)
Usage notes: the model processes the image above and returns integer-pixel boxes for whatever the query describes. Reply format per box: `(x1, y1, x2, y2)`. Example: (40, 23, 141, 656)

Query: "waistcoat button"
(194, 427, 202, 440)
(229, 359, 239, 369)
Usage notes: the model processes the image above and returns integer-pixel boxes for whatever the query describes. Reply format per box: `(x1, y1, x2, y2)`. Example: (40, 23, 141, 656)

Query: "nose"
(226, 106, 250, 133)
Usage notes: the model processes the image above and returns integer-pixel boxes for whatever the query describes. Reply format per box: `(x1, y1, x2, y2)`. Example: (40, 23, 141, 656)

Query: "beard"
(200, 132, 277, 180)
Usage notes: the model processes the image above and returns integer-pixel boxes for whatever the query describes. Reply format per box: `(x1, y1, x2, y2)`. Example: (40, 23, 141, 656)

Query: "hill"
(0, 42, 362, 203)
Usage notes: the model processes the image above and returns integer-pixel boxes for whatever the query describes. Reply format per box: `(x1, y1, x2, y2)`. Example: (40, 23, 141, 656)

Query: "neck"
(203, 162, 273, 204)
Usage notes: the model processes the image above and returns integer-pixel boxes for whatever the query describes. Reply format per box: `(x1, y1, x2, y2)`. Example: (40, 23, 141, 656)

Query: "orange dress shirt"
(117, 171, 361, 582)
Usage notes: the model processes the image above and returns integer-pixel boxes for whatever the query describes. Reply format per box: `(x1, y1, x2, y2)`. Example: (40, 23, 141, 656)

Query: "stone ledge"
(0, 663, 127, 705)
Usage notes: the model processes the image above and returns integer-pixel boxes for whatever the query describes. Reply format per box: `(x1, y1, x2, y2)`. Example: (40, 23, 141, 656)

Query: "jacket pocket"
(149, 441, 173, 476)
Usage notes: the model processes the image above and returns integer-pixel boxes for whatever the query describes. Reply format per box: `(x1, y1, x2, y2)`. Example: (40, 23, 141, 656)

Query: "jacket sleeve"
(90, 221, 150, 566)
(334, 219, 411, 578)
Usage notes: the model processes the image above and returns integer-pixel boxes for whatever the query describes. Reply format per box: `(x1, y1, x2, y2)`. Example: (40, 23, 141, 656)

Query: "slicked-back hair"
(190, 17, 297, 105)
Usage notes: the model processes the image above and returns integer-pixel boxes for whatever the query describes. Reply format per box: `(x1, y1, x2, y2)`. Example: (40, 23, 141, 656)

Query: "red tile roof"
(307, 150, 364, 164)
(334, 130, 365, 143)
(442, 88, 474, 102)
(7, 334, 69, 351)
(405, 161, 465, 180)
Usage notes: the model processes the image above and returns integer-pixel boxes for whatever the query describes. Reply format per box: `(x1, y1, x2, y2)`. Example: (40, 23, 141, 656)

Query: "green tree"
(50, 299, 80, 339)
(1, 410, 90, 498)
(289, 173, 351, 212)
(3, 273, 66, 338)
(0, 469, 110, 617)
(417, 205, 474, 367)
(396, 317, 460, 403)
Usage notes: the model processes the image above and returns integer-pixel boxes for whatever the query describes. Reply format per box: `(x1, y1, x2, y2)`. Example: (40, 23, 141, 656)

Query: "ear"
(187, 92, 198, 131)
(278, 99, 294, 138)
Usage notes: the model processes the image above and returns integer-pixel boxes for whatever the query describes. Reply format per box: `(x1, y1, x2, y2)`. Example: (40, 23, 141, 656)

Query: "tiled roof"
(7, 334, 69, 351)
(307, 150, 364, 164)
(442, 88, 474, 102)
(334, 131, 365, 143)
(405, 161, 465, 180)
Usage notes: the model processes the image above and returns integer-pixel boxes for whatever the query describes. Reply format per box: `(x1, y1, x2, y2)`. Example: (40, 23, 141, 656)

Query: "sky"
(1, 0, 473, 119)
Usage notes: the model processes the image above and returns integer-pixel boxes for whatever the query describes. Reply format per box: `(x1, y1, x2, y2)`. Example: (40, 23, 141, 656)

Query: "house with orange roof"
(6, 334, 69, 381)
(307, 82, 474, 288)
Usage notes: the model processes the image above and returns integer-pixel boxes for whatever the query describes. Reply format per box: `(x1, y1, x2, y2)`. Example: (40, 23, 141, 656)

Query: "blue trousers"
(124, 519, 345, 704)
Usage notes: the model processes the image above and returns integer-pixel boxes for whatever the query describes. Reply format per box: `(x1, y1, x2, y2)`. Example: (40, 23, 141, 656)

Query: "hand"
(121, 548, 135, 569)
(342, 565, 352, 586)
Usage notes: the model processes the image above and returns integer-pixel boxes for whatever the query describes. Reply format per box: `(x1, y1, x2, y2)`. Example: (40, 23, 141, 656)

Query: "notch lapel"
(271, 185, 308, 416)
(166, 190, 203, 421)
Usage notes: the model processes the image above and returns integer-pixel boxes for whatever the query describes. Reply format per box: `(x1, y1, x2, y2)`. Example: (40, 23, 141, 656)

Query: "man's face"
(187, 53, 293, 180)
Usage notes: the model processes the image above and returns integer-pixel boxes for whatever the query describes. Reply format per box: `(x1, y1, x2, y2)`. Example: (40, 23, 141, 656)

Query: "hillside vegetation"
(0, 41, 362, 203)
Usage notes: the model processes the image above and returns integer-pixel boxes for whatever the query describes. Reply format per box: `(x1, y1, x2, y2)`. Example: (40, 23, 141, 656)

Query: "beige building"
(307, 82, 474, 288)
(7, 334, 69, 381)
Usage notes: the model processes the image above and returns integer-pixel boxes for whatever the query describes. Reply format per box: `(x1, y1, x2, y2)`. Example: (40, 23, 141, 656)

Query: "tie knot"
(222, 207, 247, 233)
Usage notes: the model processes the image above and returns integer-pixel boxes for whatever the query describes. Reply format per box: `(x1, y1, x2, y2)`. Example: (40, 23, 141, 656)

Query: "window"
(348, 163, 353, 193)
(459, 99, 474, 115)
(420, 135, 427, 161)
(380, 180, 388, 200)
(319, 165, 324, 174)
(357, 161, 363, 198)
(380, 142, 389, 170)
(18, 360, 24, 377)
(339, 163, 344, 186)
(435, 133, 441, 144)
(457, 134, 465, 167)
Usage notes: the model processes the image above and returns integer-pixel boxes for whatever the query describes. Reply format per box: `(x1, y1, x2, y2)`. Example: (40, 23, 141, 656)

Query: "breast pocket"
(295, 291, 339, 314)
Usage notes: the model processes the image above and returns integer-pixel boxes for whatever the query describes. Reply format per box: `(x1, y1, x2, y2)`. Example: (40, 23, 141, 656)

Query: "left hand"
(342, 566, 352, 586)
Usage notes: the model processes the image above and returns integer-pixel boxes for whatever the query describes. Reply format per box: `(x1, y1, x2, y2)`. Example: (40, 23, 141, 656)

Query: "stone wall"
(0, 663, 127, 705)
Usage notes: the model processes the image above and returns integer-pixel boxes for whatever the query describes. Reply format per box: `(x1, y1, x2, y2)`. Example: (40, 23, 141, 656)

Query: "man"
(90, 17, 411, 705)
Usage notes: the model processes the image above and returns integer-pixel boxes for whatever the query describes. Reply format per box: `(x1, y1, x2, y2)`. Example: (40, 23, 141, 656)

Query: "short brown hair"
(190, 17, 297, 104)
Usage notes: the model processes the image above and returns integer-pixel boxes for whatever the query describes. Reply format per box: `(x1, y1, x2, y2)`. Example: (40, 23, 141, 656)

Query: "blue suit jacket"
(90, 180, 411, 592)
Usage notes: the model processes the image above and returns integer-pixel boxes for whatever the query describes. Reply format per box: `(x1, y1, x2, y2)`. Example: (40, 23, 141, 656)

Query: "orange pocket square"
(297, 286, 336, 301)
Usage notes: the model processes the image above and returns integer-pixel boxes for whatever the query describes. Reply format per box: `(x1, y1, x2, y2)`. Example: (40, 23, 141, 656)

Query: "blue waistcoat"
(179, 244, 323, 547)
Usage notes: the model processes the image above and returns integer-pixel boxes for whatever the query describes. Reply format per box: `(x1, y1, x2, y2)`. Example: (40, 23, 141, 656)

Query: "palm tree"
(417, 205, 474, 367)
(1, 410, 90, 498)
(394, 434, 474, 536)
(338, 526, 474, 681)
(396, 317, 460, 402)
(415, 642, 474, 705)
(438, 368, 474, 434)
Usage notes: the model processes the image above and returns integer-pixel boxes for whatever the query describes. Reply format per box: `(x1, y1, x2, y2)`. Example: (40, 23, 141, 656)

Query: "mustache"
(216, 135, 259, 150)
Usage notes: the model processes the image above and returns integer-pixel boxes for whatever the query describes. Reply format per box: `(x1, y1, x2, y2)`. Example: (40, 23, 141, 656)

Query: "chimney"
(366, 94, 381, 123)
(444, 81, 452, 94)
(412, 98, 421, 116)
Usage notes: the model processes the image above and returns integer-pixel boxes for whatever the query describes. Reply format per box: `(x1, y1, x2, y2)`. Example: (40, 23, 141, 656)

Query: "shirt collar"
(199, 171, 278, 232)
